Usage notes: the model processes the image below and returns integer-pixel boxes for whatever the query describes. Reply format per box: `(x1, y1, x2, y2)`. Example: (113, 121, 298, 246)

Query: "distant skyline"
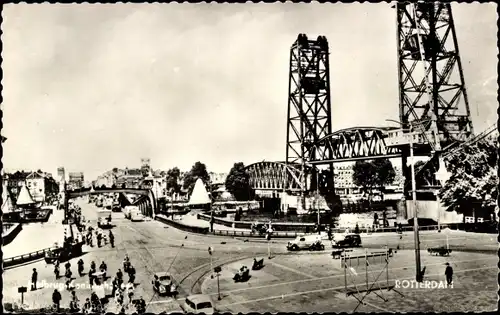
(2, 3, 497, 181)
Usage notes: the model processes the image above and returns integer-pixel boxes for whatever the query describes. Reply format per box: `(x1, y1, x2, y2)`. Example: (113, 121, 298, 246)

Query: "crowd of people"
(40, 200, 145, 313)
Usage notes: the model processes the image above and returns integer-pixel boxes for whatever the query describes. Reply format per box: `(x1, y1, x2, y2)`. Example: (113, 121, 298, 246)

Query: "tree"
(183, 162, 210, 193)
(100, 185, 106, 189)
(414, 160, 436, 187)
(352, 158, 396, 203)
(439, 137, 498, 222)
(166, 167, 181, 196)
(112, 168, 118, 173)
(225, 162, 253, 201)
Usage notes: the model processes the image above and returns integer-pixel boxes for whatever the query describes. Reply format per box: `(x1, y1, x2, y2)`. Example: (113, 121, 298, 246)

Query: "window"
(197, 302, 212, 310)
(185, 299, 196, 310)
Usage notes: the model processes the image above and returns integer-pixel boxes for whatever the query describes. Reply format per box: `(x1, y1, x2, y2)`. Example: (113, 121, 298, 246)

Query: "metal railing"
(3, 246, 59, 268)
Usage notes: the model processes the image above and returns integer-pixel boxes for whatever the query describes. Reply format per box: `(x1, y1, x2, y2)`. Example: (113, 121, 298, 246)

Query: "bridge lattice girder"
(65, 187, 157, 216)
(310, 127, 403, 164)
(245, 162, 308, 192)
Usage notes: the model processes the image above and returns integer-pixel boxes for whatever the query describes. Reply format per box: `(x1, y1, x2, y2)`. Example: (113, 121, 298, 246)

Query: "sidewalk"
(3, 209, 68, 259)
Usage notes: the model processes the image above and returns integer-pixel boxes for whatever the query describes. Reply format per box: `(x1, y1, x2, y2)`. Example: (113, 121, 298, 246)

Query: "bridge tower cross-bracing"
(286, 34, 333, 211)
(397, 2, 474, 197)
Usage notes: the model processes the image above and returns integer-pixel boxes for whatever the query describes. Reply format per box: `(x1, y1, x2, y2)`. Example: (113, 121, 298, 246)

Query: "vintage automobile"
(287, 235, 325, 251)
(427, 247, 452, 256)
(44, 242, 84, 264)
(252, 258, 264, 270)
(182, 294, 215, 314)
(152, 272, 177, 296)
(332, 234, 362, 248)
(97, 210, 112, 228)
(233, 265, 250, 282)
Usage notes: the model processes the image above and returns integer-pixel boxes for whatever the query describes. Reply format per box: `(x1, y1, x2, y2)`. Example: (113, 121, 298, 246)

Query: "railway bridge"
(63, 187, 157, 220)
(245, 3, 474, 211)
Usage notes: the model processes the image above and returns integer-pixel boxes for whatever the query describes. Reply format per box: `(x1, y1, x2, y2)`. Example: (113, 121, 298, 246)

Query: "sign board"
(18, 287, 27, 293)
(214, 266, 222, 273)
(385, 129, 434, 147)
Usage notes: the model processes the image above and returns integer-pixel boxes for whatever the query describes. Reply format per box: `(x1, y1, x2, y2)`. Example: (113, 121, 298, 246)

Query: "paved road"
(3, 198, 497, 313)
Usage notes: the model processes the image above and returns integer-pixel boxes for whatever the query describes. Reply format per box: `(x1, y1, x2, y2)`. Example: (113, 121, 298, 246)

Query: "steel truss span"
(310, 127, 402, 164)
(397, 2, 474, 148)
(245, 162, 308, 192)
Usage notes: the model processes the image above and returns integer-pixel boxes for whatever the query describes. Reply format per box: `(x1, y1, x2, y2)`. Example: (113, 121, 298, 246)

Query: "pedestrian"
(445, 262, 453, 286)
(126, 282, 135, 303)
(99, 261, 107, 276)
(89, 269, 94, 288)
(54, 263, 60, 279)
(117, 269, 123, 282)
(382, 210, 388, 228)
(109, 231, 115, 248)
(97, 233, 102, 248)
(112, 277, 118, 297)
(52, 289, 62, 312)
(373, 212, 379, 229)
(31, 268, 38, 291)
(83, 298, 91, 314)
(78, 259, 84, 276)
(70, 290, 79, 312)
(65, 266, 73, 279)
(128, 265, 136, 284)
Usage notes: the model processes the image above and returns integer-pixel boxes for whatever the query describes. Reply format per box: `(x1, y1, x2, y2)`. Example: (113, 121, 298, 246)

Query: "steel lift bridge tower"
(395, 2, 474, 188)
(285, 34, 332, 211)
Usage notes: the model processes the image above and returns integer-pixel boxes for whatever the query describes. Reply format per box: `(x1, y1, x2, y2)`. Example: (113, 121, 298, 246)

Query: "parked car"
(287, 235, 325, 251)
(332, 234, 362, 248)
(182, 294, 215, 314)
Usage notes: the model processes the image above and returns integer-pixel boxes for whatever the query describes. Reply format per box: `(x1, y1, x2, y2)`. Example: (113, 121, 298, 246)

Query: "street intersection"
(3, 198, 497, 313)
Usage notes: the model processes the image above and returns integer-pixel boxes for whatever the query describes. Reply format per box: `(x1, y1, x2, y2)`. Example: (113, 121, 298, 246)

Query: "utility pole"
(317, 170, 320, 235)
(409, 125, 422, 282)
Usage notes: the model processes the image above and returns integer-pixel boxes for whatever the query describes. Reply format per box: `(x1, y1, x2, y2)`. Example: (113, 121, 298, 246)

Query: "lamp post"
(386, 119, 422, 282)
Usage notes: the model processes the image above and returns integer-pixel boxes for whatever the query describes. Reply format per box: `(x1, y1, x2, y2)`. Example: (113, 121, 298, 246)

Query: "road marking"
(149, 298, 185, 305)
(268, 260, 318, 279)
(211, 256, 497, 296)
(217, 265, 497, 309)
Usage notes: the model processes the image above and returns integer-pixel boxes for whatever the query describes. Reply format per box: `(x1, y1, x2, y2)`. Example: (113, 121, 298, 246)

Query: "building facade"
(68, 172, 85, 190)
(25, 171, 59, 202)
(209, 172, 228, 184)
(96, 171, 116, 188)
(333, 162, 404, 201)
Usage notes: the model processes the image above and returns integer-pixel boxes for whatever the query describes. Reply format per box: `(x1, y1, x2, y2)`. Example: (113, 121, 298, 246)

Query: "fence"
(211, 229, 300, 238)
(3, 246, 58, 269)
(197, 213, 316, 232)
(155, 214, 210, 234)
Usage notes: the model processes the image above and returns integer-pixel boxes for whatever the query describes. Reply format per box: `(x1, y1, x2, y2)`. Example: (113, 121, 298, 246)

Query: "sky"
(2, 3, 497, 181)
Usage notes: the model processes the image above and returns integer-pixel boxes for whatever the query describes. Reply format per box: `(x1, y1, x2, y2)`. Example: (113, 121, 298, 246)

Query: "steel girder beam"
(397, 2, 474, 150)
(245, 162, 309, 192)
(310, 127, 402, 164)
(286, 34, 333, 192)
(66, 187, 157, 217)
